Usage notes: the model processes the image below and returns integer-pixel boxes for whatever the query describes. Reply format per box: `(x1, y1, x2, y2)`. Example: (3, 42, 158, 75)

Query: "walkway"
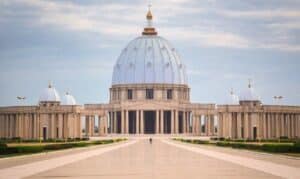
(0, 138, 299, 179)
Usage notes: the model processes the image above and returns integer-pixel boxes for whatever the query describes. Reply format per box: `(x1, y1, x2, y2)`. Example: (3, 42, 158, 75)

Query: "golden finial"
(146, 4, 153, 20)
(142, 3, 157, 36)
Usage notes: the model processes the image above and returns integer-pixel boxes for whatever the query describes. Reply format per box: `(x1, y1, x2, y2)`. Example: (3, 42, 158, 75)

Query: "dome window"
(179, 64, 183, 69)
(147, 62, 152, 68)
(116, 64, 121, 69)
(165, 62, 170, 68)
(172, 48, 175, 51)
(129, 63, 134, 68)
(148, 46, 152, 51)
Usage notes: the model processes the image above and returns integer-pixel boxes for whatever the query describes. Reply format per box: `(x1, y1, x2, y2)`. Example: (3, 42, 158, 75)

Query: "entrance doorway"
(178, 112, 183, 133)
(144, 111, 156, 134)
(164, 111, 171, 134)
(253, 127, 257, 139)
(129, 111, 136, 134)
(43, 127, 47, 141)
(117, 112, 121, 133)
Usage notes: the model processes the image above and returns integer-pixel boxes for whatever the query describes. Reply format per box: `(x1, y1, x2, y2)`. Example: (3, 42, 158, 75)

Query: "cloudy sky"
(0, 0, 299, 106)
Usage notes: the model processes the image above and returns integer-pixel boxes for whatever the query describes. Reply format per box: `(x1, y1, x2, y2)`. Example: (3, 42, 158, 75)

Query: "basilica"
(0, 9, 299, 140)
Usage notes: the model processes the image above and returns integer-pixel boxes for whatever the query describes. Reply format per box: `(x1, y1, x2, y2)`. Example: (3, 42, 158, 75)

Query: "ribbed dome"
(39, 84, 60, 102)
(239, 83, 260, 101)
(112, 35, 188, 85)
(62, 92, 76, 105)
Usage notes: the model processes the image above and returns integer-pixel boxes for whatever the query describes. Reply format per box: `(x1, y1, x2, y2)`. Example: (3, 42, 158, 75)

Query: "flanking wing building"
(0, 10, 299, 140)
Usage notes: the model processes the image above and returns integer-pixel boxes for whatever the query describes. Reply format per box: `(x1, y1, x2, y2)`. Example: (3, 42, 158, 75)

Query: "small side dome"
(239, 80, 260, 101)
(225, 89, 239, 104)
(62, 92, 77, 105)
(39, 83, 60, 102)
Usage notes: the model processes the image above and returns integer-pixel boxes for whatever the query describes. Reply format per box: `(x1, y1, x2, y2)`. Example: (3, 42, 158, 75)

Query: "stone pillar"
(51, 114, 56, 139)
(183, 112, 186, 134)
(121, 110, 125, 134)
(58, 114, 63, 138)
(237, 113, 242, 138)
(98, 116, 102, 136)
(113, 112, 116, 133)
(156, 110, 159, 134)
(175, 110, 178, 134)
(125, 110, 129, 134)
(171, 110, 175, 134)
(136, 110, 140, 134)
(244, 113, 249, 139)
(140, 110, 144, 134)
(103, 115, 108, 135)
(160, 110, 164, 134)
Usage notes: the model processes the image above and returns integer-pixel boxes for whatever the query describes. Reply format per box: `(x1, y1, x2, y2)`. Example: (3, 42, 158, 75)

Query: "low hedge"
(174, 138, 209, 145)
(215, 141, 299, 153)
(0, 137, 90, 143)
(0, 138, 126, 156)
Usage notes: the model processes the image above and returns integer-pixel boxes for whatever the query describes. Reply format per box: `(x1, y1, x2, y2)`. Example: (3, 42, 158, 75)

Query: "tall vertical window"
(146, 89, 154, 99)
(167, 89, 173, 99)
(127, 89, 133, 100)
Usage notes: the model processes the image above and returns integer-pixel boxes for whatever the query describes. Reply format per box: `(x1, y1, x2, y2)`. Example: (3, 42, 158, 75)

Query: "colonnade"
(108, 110, 191, 134)
(218, 112, 300, 139)
(192, 115, 217, 136)
(0, 113, 81, 139)
(84, 115, 108, 136)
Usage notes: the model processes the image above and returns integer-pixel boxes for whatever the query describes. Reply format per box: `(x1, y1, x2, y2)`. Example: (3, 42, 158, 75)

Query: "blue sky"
(0, 0, 299, 106)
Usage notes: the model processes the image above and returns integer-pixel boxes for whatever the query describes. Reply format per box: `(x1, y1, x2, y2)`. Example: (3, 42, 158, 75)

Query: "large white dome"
(112, 36, 187, 85)
(39, 84, 60, 102)
(112, 9, 187, 85)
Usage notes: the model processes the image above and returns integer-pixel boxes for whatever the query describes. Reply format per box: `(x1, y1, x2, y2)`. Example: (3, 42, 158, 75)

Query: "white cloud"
(218, 9, 300, 19)
(1, 0, 300, 52)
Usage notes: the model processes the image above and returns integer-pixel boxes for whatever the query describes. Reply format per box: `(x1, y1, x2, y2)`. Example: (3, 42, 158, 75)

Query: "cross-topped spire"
(142, 4, 157, 35)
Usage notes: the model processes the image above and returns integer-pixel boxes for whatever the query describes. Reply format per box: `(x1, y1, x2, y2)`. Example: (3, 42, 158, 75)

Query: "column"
(98, 116, 103, 136)
(171, 110, 175, 134)
(183, 112, 186, 134)
(125, 110, 129, 134)
(156, 110, 159, 134)
(103, 115, 108, 135)
(121, 110, 125, 134)
(175, 110, 178, 134)
(136, 110, 140, 134)
(58, 114, 63, 138)
(160, 110, 164, 134)
(244, 113, 249, 139)
(140, 110, 144, 134)
(237, 113, 242, 138)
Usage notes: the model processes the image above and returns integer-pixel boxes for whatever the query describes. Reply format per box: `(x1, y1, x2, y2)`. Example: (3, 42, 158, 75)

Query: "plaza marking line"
(0, 140, 137, 179)
(162, 139, 300, 179)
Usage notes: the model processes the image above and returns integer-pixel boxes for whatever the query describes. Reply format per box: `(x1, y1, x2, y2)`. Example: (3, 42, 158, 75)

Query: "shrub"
(11, 146, 45, 154)
(44, 143, 74, 150)
(261, 144, 293, 153)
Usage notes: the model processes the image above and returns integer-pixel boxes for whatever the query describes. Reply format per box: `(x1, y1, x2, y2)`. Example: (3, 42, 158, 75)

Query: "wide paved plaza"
(0, 137, 300, 179)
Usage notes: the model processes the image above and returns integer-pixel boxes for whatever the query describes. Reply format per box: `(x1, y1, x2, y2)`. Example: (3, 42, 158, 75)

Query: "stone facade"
(1, 84, 299, 140)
